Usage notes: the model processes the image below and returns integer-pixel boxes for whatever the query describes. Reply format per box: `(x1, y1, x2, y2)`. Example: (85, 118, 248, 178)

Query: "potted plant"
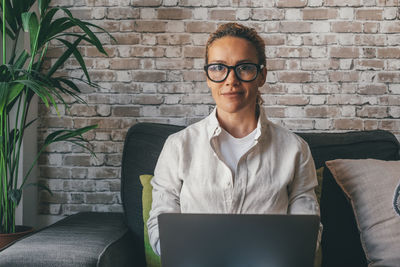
(0, 0, 113, 242)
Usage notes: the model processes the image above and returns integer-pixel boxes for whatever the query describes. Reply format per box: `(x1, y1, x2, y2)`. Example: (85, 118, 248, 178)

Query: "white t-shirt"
(218, 127, 257, 175)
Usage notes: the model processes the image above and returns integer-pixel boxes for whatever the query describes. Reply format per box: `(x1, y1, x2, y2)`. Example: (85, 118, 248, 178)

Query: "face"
(206, 36, 267, 116)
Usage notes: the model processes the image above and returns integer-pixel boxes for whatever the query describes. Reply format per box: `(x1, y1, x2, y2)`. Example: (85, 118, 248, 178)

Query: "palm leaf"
(58, 8, 108, 55)
(21, 12, 39, 54)
(56, 38, 91, 83)
(13, 50, 29, 69)
(46, 35, 85, 78)
(0, 82, 9, 113)
(2, 0, 17, 34)
(44, 125, 98, 145)
(6, 82, 23, 106)
(38, 0, 51, 16)
(0, 17, 16, 39)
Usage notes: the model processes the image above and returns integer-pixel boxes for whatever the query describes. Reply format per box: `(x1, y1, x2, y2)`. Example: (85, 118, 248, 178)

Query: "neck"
(217, 105, 258, 138)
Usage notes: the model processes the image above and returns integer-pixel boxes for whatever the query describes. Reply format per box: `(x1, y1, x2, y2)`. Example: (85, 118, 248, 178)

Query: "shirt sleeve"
(147, 135, 183, 256)
(287, 138, 322, 249)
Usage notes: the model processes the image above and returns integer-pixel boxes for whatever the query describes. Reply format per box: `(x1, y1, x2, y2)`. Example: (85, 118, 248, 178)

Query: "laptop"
(158, 213, 319, 267)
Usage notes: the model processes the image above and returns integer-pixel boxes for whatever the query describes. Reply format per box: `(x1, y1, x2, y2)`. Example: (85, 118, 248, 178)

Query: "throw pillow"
(139, 174, 161, 267)
(314, 167, 324, 267)
(326, 159, 400, 267)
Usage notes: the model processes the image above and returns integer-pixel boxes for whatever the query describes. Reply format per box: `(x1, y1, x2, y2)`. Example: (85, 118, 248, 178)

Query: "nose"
(224, 68, 240, 85)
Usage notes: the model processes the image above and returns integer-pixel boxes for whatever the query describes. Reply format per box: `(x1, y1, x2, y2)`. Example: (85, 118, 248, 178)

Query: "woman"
(148, 23, 320, 255)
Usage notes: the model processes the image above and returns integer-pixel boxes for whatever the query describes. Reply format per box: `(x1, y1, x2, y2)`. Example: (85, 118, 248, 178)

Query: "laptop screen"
(159, 213, 319, 267)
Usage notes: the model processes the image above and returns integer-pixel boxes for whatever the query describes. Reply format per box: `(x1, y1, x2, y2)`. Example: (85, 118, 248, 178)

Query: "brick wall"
(39, 0, 400, 217)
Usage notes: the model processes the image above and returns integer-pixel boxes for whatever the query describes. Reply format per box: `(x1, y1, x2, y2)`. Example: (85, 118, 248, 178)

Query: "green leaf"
(0, 82, 9, 113)
(6, 82, 23, 106)
(21, 12, 39, 53)
(44, 125, 98, 145)
(25, 182, 53, 195)
(11, 79, 52, 107)
(37, 8, 58, 47)
(57, 38, 91, 83)
(59, 8, 107, 55)
(38, 0, 51, 16)
(46, 35, 85, 78)
(2, 0, 17, 34)
(9, 189, 22, 205)
(0, 17, 16, 40)
(14, 50, 29, 69)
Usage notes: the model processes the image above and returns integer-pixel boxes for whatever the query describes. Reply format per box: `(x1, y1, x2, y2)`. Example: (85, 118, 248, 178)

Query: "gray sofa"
(0, 122, 399, 267)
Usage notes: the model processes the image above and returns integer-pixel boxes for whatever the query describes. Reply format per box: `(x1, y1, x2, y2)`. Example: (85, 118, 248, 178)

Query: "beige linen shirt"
(148, 108, 320, 255)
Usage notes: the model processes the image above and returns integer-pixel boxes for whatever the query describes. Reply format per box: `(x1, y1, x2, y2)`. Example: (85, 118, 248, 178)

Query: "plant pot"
(0, 226, 34, 250)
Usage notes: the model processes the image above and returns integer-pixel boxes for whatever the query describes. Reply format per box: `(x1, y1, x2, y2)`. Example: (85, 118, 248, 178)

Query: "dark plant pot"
(0, 226, 34, 250)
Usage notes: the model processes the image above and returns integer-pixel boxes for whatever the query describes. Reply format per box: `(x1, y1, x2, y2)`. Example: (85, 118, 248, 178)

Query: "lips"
(221, 91, 245, 96)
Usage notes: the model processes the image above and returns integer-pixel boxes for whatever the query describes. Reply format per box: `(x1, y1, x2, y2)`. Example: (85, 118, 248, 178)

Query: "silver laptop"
(158, 213, 319, 267)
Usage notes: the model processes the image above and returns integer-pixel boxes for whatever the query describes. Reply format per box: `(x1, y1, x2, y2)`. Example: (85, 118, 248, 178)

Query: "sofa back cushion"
(121, 123, 400, 267)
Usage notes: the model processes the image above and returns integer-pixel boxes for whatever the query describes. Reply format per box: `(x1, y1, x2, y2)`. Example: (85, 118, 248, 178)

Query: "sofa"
(0, 122, 399, 267)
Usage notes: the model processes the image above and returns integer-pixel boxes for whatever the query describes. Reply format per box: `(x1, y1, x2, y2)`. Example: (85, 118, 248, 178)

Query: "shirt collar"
(206, 106, 269, 141)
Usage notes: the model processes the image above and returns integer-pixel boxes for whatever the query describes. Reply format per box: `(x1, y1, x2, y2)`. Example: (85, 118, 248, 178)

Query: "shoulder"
(165, 116, 209, 145)
(264, 120, 309, 151)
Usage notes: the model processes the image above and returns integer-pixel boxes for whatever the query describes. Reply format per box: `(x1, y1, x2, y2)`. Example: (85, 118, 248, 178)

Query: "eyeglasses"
(204, 63, 264, 83)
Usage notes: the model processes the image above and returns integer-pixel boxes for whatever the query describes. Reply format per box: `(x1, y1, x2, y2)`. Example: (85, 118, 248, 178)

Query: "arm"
(147, 136, 182, 256)
(287, 139, 323, 249)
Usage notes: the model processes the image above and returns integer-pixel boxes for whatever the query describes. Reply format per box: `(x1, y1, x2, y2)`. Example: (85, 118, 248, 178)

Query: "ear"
(257, 67, 267, 87)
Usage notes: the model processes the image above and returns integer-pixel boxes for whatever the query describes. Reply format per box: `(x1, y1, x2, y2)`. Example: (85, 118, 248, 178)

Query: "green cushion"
(139, 175, 161, 267)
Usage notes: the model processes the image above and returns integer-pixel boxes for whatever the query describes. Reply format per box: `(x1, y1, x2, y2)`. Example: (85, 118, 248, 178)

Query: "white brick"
(96, 105, 111, 116)
(341, 106, 356, 117)
(142, 35, 156, 45)
(92, 7, 106, 19)
(360, 71, 376, 83)
(193, 8, 208, 20)
(387, 35, 400, 46)
(387, 60, 400, 70)
(339, 8, 354, 19)
(389, 84, 400, 94)
(383, 8, 398, 19)
(363, 0, 375, 6)
(118, 46, 131, 57)
(285, 9, 301, 20)
(116, 71, 131, 82)
(286, 84, 302, 94)
(389, 107, 400, 118)
(237, 8, 251, 20)
(340, 59, 353, 69)
(312, 71, 329, 82)
(163, 0, 178, 6)
(309, 95, 326, 105)
(339, 34, 355, 45)
(308, 0, 323, 6)
(287, 35, 302, 46)
(314, 119, 331, 129)
(311, 47, 327, 58)
(266, 71, 278, 83)
(166, 21, 184, 32)
(140, 8, 156, 19)
(164, 95, 181, 104)
(311, 22, 330, 33)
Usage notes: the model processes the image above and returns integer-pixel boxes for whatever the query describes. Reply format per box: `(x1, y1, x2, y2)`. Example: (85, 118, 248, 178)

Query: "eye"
(208, 64, 226, 72)
(237, 64, 256, 72)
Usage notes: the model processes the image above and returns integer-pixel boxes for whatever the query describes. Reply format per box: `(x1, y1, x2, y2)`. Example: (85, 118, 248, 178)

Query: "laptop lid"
(158, 213, 319, 267)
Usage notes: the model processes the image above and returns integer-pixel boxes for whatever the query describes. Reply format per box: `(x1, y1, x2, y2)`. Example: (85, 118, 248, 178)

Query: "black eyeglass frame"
(204, 63, 265, 83)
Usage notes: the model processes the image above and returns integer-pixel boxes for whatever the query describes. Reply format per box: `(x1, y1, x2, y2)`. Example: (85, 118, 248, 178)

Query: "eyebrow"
(209, 59, 255, 64)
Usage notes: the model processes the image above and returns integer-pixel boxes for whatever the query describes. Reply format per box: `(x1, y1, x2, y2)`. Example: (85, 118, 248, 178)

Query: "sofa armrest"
(0, 212, 138, 267)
